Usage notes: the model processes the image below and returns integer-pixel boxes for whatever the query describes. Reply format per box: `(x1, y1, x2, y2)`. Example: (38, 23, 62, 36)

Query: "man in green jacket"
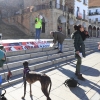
(35, 14, 42, 41)
(0, 45, 6, 67)
(72, 25, 85, 80)
(50, 31, 65, 53)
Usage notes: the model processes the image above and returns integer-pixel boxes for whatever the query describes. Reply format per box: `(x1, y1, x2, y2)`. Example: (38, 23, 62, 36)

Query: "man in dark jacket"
(50, 31, 65, 53)
(72, 25, 85, 80)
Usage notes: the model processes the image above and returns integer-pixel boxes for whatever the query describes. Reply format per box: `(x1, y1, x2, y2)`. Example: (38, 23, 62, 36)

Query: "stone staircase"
(0, 38, 99, 87)
(0, 20, 33, 39)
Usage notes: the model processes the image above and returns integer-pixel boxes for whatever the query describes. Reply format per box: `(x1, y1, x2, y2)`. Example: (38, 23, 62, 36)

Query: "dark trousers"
(35, 28, 41, 39)
(75, 54, 82, 73)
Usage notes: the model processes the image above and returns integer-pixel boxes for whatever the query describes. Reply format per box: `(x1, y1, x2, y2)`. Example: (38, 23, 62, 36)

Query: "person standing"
(72, 25, 85, 80)
(35, 14, 42, 41)
(0, 45, 6, 68)
(50, 31, 65, 53)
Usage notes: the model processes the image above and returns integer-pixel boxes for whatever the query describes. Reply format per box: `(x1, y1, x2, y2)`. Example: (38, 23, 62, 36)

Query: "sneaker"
(58, 51, 63, 53)
(77, 74, 85, 80)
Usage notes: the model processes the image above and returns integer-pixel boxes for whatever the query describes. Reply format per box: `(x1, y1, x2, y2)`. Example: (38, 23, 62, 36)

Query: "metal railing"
(89, 12, 100, 16)
(34, 3, 51, 11)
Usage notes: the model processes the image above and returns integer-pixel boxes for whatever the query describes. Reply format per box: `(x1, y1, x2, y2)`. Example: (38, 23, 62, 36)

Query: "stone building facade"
(88, 0, 100, 37)
(2, 0, 100, 38)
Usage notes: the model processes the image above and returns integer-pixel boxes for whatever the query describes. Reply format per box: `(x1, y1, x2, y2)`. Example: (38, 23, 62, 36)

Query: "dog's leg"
(30, 83, 32, 96)
(22, 81, 27, 99)
(41, 84, 51, 100)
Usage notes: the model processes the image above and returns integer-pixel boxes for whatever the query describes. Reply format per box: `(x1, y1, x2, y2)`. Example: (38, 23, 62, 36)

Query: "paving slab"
(1, 51, 100, 100)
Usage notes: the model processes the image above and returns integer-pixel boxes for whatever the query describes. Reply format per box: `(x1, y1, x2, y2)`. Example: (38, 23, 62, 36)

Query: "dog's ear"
(23, 61, 28, 66)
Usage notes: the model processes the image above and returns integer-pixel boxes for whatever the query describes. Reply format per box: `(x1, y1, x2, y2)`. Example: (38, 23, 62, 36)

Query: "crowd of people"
(0, 17, 90, 86)
(34, 14, 90, 80)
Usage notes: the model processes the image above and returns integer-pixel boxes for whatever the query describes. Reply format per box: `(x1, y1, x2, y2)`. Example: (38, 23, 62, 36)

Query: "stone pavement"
(2, 52, 100, 100)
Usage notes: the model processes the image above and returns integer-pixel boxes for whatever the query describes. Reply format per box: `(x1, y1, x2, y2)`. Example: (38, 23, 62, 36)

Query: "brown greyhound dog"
(22, 61, 52, 100)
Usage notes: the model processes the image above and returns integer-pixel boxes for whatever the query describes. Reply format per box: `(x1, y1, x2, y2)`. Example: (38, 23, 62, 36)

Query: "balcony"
(89, 12, 100, 16)
(34, 2, 74, 14)
(34, 3, 52, 11)
(89, 19, 97, 24)
(76, 12, 82, 19)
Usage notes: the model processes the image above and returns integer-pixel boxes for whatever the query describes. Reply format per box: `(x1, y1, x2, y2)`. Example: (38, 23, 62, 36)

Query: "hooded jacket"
(71, 30, 86, 57)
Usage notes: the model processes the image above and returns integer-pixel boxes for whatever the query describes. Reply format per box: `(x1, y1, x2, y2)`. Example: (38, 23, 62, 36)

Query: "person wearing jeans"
(58, 42, 63, 53)
(50, 31, 65, 53)
(35, 28, 41, 39)
(35, 14, 42, 41)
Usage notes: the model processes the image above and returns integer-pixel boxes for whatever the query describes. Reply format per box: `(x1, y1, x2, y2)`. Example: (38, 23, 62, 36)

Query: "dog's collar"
(24, 68, 30, 74)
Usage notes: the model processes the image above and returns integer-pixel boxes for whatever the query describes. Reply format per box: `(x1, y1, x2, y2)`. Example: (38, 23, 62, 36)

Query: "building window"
(83, 0, 87, 5)
(77, 7, 79, 17)
(96, 9, 98, 14)
(95, 18, 98, 21)
(83, 10, 85, 19)
(56, 0, 60, 8)
(89, 10, 91, 15)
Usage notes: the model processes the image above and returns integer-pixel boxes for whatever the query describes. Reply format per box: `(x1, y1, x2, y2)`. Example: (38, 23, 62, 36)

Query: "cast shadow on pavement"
(67, 61, 100, 77)
(22, 95, 34, 100)
(57, 63, 100, 100)
(58, 67, 88, 100)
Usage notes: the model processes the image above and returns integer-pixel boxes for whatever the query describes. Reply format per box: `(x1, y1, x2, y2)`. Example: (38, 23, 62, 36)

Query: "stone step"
(0, 51, 75, 79)
(0, 38, 99, 88)
(6, 48, 70, 63)
(0, 48, 94, 80)
(0, 49, 95, 87)
(0, 60, 68, 87)
(3, 47, 91, 71)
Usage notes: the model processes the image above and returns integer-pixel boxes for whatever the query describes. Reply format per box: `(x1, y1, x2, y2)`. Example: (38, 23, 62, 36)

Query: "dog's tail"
(49, 78, 52, 95)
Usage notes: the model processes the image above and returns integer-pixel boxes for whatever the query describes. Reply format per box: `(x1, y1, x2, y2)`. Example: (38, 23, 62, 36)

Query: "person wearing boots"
(72, 25, 85, 80)
(50, 31, 65, 53)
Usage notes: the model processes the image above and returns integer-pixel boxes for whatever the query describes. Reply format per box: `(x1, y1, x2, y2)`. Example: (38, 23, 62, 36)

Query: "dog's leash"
(2, 67, 24, 89)
(5, 61, 12, 81)
(2, 61, 24, 89)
